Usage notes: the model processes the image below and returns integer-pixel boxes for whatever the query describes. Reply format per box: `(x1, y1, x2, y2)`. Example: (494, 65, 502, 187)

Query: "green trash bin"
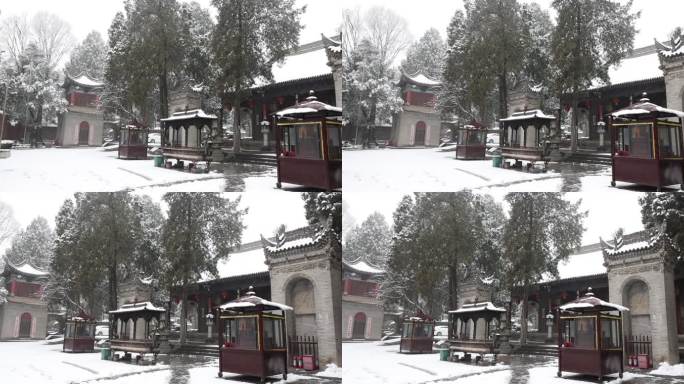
(492, 155, 502, 168)
(153, 155, 164, 167)
(101, 346, 110, 360)
(439, 348, 449, 361)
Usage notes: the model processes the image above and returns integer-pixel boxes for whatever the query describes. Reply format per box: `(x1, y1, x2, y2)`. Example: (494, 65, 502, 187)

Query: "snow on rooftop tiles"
(500, 109, 556, 121)
(345, 260, 384, 274)
(448, 302, 505, 313)
(550, 249, 607, 282)
(109, 302, 165, 314)
(5, 260, 49, 277)
(258, 48, 330, 87)
(212, 247, 268, 280)
(265, 236, 316, 252)
(70, 74, 104, 88)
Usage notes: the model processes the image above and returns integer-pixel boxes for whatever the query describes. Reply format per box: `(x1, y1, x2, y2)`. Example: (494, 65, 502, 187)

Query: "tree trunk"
(159, 73, 169, 119)
(448, 264, 458, 310)
(570, 1, 581, 153)
(232, 103, 241, 153)
(520, 284, 529, 345)
(180, 282, 188, 344)
(498, 73, 508, 120)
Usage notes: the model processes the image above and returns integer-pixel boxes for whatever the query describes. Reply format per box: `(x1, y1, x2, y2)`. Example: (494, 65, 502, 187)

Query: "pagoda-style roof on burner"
(275, 91, 341, 119)
(219, 287, 292, 313)
(559, 287, 628, 313)
(500, 109, 556, 122)
(448, 301, 506, 314)
(160, 109, 218, 122)
(109, 301, 165, 314)
(610, 93, 684, 119)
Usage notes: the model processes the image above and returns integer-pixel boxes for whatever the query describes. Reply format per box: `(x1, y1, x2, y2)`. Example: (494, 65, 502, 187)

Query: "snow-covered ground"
(343, 342, 676, 384)
(0, 147, 285, 193)
(0, 341, 336, 384)
(343, 148, 676, 193)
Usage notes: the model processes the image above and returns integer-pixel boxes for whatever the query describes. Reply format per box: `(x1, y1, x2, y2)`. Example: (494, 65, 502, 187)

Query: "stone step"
(223, 151, 277, 166)
(561, 151, 612, 165)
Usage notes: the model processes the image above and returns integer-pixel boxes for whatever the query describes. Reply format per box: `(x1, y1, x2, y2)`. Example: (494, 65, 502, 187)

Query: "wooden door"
(19, 312, 32, 338)
(414, 122, 426, 146)
(78, 121, 90, 145)
(352, 312, 366, 339)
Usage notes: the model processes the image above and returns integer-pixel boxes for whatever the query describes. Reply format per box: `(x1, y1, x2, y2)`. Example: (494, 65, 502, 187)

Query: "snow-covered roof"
(109, 302, 165, 314)
(160, 109, 217, 122)
(603, 237, 657, 257)
(275, 93, 342, 118)
(448, 302, 506, 314)
(500, 109, 556, 122)
(252, 44, 331, 88)
(559, 289, 628, 312)
(590, 51, 663, 89)
(543, 249, 607, 282)
(656, 36, 684, 60)
(265, 235, 317, 252)
(400, 71, 442, 88)
(66, 74, 104, 88)
(219, 288, 292, 312)
(211, 247, 268, 280)
(610, 96, 684, 119)
(4, 259, 49, 277)
(344, 259, 384, 275)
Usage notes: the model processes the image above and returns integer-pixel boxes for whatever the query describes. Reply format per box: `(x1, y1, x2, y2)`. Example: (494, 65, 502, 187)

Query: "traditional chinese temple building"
(57, 74, 104, 146)
(172, 224, 342, 366)
(342, 258, 384, 340)
(390, 71, 442, 147)
(239, 34, 341, 150)
(514, 230, 684, 364)
(552, 34, 684, 149)
(0, 259, 49, 339)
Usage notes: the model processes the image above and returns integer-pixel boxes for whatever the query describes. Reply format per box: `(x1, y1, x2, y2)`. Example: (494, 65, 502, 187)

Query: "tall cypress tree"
(550, 0, 639, 152)
(211, 0, 304, 152)
(160, 193, 245, 344)
(501, 193, 585, 344)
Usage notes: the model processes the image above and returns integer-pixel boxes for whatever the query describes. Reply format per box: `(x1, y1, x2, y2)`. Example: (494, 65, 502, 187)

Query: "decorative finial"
(306, 90, 317, 101)
(639, 92, 650, 103)
(246, 286, 256, 296)
(586, 287, 594, 297)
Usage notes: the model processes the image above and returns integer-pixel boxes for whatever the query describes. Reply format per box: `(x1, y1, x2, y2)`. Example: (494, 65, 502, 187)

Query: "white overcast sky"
(343, 0, 684, 61)
(0, 0, 341, 50)
(344, 191, 645, 246)
(0, 191, 309, 254)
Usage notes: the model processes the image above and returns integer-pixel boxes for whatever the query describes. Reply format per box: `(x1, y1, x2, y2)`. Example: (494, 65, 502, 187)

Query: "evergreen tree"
(401, 28, 446, 80)
(501, 193, 585, 344)
(639, 193, 684, 262)
(550, 0, 639, 152)
(344, 39, 404, 146)
(342, 6, 409, 146)
(65, 31, 107, 79)
(48, 193, 161, 319)
(343, 212, 391, 267)
(302, 192, 342, 242)
(0, 201, 19, 249)
(160, 193, 245, 344)
(381, 193, 504, 319)
(4, 217, 55, 269)
(211, 0, 304, 152)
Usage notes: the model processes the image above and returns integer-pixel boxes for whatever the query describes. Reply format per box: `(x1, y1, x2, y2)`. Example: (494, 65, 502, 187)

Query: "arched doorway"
(19, 312, 32, 338)
(78, 121, 90, 145)
(414, 121, 426, 146)
(352, 312, 366, 339)
(625, 279, 650, 338)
